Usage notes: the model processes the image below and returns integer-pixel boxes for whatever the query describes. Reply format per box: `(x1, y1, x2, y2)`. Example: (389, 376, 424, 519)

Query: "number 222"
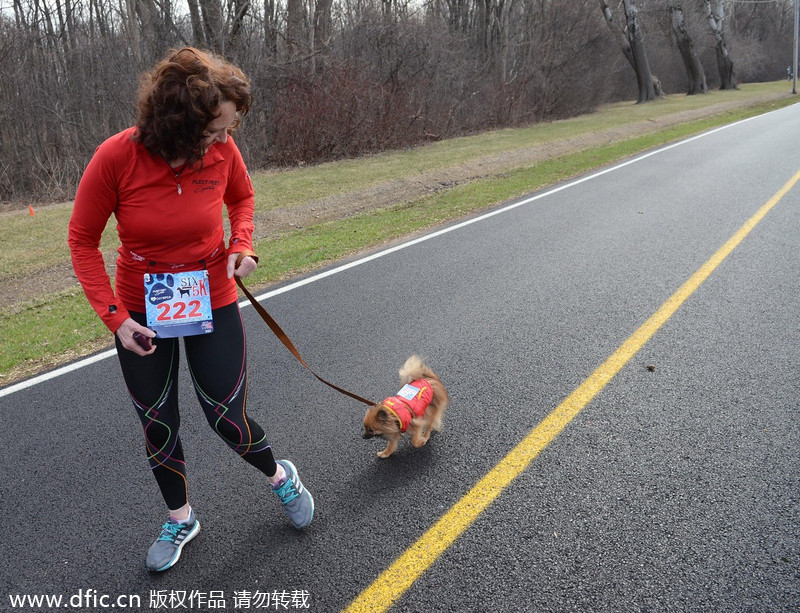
(156, 300, 203, 321)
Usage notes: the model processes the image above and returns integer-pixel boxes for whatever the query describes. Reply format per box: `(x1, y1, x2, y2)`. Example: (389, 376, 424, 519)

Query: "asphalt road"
(1, 103, 798, 613)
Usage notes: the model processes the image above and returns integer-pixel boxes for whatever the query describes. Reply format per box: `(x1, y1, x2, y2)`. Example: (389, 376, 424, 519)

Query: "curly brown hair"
(135, 47, 253, 163)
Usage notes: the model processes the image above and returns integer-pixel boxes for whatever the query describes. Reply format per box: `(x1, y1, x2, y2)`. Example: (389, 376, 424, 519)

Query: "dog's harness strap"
(381, 401, 409, 433)
(236, 277, 376, 406)
(382, 405, 405, 432)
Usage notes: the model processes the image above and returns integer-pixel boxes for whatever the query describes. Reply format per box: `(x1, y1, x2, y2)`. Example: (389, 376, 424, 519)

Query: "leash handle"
(236, 277, 376, 406)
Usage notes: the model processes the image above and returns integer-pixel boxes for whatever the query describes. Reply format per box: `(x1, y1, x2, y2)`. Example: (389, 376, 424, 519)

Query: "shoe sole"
(279, 460, 315, 529)
(147, 520, 201, 573)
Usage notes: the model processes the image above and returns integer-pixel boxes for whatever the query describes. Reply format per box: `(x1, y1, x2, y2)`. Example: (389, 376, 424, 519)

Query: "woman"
(68, 47, 313, 573)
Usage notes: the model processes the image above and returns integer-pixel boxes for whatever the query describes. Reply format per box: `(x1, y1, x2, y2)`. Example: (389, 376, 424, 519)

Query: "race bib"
(397, 383, 421, 401)
(144, 270, 214, 338)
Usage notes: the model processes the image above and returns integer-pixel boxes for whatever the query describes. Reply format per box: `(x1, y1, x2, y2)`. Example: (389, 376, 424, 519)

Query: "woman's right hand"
(115, 318, 157, 356)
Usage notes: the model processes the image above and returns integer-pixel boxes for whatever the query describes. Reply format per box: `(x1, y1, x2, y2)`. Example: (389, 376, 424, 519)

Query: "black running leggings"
(115, 302, 277, 510)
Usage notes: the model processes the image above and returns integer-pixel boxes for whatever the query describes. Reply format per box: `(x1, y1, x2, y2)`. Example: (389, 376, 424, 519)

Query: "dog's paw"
(377, 449, 392, 458)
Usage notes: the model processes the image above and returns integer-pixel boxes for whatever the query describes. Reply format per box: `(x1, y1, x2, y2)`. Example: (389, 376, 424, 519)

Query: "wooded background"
(0, 0, 795, 202)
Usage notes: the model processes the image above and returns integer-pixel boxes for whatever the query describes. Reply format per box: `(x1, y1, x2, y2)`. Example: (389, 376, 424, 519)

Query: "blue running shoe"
(146, 510, 200, 572)
(272, 460, 314, 529)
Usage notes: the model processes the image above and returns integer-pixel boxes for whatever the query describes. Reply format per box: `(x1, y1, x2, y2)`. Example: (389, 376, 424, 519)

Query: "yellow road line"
(343, 169, 800, 613)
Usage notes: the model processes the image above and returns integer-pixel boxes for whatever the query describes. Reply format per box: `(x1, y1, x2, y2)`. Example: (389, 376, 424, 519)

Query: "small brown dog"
(362, 355, 449, 458)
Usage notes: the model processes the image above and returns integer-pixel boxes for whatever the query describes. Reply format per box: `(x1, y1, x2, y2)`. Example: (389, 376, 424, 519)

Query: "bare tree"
(669, 0, 707, 94)
(185, 0, 206, 47)
(286, 0, 307, 60)
(227, 0, 251, 48)
(313, 0, 334, 65)
(262, 0, 279, 55)
(2, 0, 788, 204)
(200, 0, 224, 51)
(704, 0, 737, 89)
(439, 0, 470, 33)
(124, 0, 143, 65)
(136, 0, 166, 57)
(598, 0, 660, 103)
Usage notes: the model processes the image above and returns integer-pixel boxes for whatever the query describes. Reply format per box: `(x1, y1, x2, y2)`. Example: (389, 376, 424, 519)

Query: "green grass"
(249, 82, 793, 211)
(1, 82, 797, 384)
(0, 204, 120, 283)
(0, 288, 107, 373)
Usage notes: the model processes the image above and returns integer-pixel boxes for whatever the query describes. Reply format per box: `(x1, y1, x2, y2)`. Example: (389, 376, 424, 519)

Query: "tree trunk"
(498, 0, 511, 83)
(263, 0, 278, 56)
(136, 0, 166, 58)
(444, 0, 469, 33)
(228, 0, 250, 49)
(90, 0, 109, 39)
(124, 0, 142, 66)
(313, 0, 333, 63)
(599, 0, 656, 103)
(63, 0, 77, 51)
(12, 0, 26, 28)
(199, 0, 224, 52)
(669, 0, 707, 94)
(622, 0, 655, 103)
(704, 0, 737, 89)
(477, 0, 489, 60)
(185, 0, 206, 47)
(286, 0, 305, 61)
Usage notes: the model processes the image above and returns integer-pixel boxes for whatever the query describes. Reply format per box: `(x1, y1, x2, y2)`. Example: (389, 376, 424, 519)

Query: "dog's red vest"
(382, 379, 434, 432)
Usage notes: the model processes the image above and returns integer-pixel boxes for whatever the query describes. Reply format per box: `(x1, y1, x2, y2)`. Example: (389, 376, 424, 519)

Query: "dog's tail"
(399, 355, 434, 383)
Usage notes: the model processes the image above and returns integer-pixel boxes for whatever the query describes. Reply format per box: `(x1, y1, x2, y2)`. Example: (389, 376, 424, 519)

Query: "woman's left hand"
(227, 253, 257, 279)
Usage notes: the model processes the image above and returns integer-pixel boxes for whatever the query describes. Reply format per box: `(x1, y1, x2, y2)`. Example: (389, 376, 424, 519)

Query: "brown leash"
(236, 277, 376, 406)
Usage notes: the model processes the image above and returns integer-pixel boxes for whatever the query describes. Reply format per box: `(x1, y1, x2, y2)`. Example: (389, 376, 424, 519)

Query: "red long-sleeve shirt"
(68, 127, 255, 332)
